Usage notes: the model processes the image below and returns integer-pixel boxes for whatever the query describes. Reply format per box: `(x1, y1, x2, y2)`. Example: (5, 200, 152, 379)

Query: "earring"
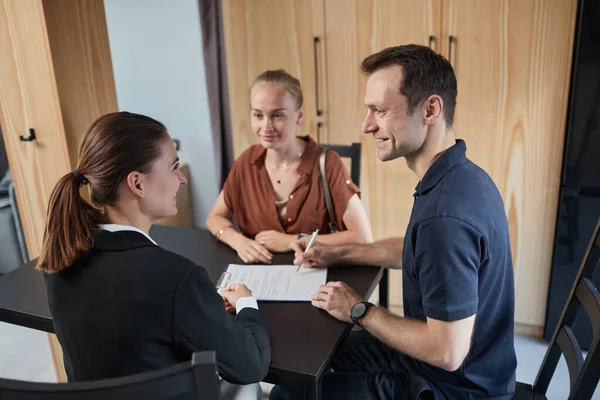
(139, 191, 144, 196)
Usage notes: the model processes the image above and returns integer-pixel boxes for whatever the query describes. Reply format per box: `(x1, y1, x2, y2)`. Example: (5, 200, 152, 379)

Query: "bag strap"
(319, 148, 340, 233)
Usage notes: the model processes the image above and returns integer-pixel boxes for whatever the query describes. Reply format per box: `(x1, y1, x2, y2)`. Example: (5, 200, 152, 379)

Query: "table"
(0, 224, 382, 399)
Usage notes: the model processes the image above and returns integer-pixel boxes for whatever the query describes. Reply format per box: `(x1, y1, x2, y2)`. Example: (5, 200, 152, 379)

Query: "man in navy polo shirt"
(271, 45, 516, 399)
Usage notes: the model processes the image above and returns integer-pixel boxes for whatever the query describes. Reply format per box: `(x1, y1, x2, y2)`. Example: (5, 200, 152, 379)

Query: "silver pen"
(297, 229, 319, 272)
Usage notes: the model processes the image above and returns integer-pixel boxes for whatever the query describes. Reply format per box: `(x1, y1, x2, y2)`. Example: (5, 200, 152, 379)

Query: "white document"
(217, 264, 328, 301)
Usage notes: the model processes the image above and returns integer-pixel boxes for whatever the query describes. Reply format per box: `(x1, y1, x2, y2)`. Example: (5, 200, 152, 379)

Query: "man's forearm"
(311, 229, 369, 246)
(333, 237, 403, 269)
(359, 307, 448, 370)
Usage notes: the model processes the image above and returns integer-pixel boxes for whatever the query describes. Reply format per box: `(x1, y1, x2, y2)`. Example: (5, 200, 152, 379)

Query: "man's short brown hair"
(361, 45, 457, 127)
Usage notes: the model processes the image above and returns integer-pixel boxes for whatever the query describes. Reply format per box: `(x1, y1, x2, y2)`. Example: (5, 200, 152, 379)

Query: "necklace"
(267, 152, 302, 184)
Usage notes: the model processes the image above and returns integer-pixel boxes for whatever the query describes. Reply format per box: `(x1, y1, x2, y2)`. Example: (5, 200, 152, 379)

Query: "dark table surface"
(0, 224, 382, 390)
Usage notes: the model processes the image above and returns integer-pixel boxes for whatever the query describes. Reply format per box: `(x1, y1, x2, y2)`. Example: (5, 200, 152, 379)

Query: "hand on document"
(219, 284, 252, 313)
(220, 264, 327, 302)
(291, 237, 335, 269)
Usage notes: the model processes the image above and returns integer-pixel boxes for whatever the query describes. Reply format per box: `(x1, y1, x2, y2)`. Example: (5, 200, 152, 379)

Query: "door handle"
(317, 122, 323, 143)
(428, 35, 436, 50)
(19, 128, 36, 142)
(448, 35, 456, 65)
(313, 37, 322, 117)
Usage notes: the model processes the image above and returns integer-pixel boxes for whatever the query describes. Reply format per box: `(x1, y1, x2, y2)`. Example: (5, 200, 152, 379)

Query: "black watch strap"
(350, 301, 373, 327)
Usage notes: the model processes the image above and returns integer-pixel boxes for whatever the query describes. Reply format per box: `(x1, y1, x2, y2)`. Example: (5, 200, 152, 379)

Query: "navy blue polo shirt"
(400, 140, 516, 399)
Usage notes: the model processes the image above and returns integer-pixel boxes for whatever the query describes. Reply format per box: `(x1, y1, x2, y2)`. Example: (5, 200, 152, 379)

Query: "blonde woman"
(207, 70, 372, 264)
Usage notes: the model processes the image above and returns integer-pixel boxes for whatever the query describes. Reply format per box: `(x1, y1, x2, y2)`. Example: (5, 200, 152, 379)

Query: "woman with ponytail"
(39, 112, 270, 399)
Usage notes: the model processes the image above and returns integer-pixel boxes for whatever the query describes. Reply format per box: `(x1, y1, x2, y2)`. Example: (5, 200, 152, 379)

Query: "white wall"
(103, 0, 218, 228)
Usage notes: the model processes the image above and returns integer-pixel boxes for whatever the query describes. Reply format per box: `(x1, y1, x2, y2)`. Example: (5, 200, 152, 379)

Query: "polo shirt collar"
(249, 136, 319, 175)
(414, 139, 467, 196)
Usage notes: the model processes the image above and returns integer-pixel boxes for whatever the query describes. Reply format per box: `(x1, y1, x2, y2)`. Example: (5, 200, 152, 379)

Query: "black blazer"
(44, 230, 271, 384)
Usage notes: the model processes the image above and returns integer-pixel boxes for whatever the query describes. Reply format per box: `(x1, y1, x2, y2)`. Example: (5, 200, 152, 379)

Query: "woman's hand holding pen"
(219, 284, 252, 313)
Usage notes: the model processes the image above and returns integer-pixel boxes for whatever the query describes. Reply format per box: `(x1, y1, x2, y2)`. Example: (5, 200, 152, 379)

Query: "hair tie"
(72, 169, 89, 186)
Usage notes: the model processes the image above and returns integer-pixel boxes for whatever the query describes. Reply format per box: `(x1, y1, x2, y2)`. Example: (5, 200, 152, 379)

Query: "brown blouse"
(223, 136, 360, 238)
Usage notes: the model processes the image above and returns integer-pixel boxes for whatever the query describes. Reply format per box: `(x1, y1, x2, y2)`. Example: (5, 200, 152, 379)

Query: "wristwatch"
(350, 301, 374, 327)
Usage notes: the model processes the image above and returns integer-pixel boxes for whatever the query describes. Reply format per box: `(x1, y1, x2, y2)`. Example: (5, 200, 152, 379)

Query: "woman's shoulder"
(92, 244, 199, 276)
(302, 136, 340, 161)
(233, 143, 265, 166)
(121, 246, 212, 289)
(310, 142, 344, 170)
(145, 246, 198, 270)
(225, 144, 265, 189)
(47, 246, 200, 291)
(147, 248, 215, 291)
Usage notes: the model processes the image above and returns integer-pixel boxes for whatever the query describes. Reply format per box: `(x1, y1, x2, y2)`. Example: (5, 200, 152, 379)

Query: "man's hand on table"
(311, 281, 363, 323)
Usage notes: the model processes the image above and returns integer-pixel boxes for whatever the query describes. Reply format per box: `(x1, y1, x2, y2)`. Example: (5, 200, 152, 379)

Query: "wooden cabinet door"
(1, 0, 117, 381)
(41, 0, 117, 167)
(222, 0, 323, 157)
(0, 0, 72, 258)
(442, 0, 578, 329)
(323, 0, 442, 310)
(0, 0, 117, 260)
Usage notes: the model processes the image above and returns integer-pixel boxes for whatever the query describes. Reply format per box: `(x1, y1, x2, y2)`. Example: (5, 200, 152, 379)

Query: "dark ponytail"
(37, 173, 106, 273)
(37, 112, 168, 273)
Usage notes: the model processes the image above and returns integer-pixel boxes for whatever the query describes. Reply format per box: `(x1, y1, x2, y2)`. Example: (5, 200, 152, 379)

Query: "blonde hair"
(251, 69, 303, 110)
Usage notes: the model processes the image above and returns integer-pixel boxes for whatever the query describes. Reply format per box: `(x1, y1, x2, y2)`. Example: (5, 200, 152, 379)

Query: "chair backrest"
(0, 202, 21, 276)
(0, 351, 222, 400)
(532, 218, 600, 399)
(323, 142, 361, 187)
(0, 173, 27, 275)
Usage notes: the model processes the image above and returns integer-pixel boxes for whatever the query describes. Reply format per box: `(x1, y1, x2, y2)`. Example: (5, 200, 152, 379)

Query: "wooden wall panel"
(442, 0, 577, 327)
(42, 0, 118, 166)
(222, 0, 323, 158)
(1, 0, 119, 381)
(0, 0, 72, 259)
(48, 334, 67, 382)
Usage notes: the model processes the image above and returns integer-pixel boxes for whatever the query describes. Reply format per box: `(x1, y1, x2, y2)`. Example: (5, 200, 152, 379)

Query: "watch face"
(351, 302, 367, 319)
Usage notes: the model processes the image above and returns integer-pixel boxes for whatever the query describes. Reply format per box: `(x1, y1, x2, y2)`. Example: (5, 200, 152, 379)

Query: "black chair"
(514, 218, 600, 399)
(0, 174, 28, 276)
(323, 142, 389, 309)
(0, 351, 222, 400)
(323, 142, 361, 187)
